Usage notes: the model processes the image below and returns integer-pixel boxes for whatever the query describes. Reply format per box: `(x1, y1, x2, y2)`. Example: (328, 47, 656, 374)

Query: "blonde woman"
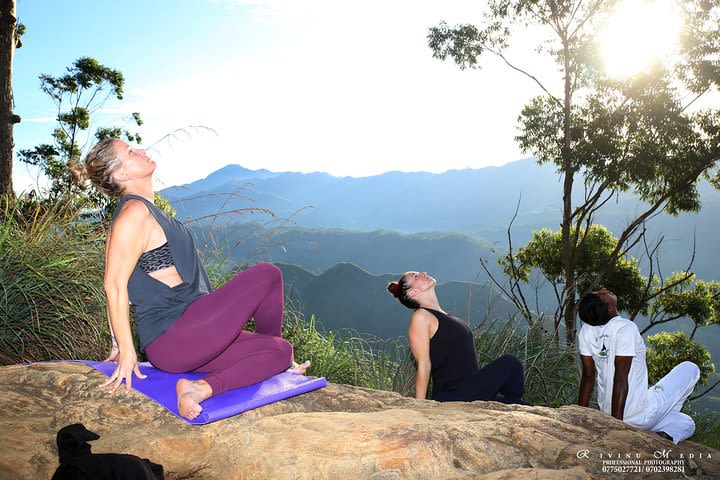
(71, 138, 309, 420)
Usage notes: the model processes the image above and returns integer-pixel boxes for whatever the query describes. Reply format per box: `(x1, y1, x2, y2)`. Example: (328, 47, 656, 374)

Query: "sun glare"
(598, 0, 683, 78)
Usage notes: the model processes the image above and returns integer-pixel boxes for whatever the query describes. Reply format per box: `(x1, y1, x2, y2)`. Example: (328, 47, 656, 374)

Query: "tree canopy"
(18, 57, 142, 210)
(429, 0, 720, 343)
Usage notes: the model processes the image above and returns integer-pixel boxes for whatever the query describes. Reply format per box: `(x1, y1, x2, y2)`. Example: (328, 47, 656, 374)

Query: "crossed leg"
(645, 362, 700, 444)
(146, 263, 296, 419)
(435, 354, 527, 404)
(629, 361, 700, 444)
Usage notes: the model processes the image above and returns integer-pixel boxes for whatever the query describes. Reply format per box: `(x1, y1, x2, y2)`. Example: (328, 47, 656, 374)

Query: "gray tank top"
(112, 194, 212, 349)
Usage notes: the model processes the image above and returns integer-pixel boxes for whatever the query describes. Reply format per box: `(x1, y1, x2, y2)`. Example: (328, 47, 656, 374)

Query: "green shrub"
(647, 331, 715, 385)
(0, 201, 109, 364)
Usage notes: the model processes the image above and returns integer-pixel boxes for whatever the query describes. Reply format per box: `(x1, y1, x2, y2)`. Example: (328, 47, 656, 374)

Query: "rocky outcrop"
(0, 362, 717, 479)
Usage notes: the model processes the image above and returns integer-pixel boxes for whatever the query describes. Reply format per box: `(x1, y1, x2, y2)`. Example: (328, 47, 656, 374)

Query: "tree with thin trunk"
(19, 57, 142, 212)
(428, 0, 720, 345)
(0, 0, 20, 198)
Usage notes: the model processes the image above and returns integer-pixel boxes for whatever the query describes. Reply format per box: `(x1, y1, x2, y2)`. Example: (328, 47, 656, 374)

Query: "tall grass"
(474, 316, 581, 406)
(0, 202, 109, 364)
(687, 407, 720, 450)
(281, 305, 416, 395)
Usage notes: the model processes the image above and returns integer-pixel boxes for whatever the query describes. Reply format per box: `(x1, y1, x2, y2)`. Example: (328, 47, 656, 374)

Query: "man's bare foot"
(176, 378, 212, 420)
(643, 430, 673, 442)
(287, 360, 311, 375)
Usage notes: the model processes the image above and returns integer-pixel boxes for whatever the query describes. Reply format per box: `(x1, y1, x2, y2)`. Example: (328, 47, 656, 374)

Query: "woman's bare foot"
(176, 378, 212, 420)
(287, 360, 311, 375)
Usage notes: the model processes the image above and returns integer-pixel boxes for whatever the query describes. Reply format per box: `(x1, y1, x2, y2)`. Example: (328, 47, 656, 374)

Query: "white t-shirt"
(578, 316, 649, 419)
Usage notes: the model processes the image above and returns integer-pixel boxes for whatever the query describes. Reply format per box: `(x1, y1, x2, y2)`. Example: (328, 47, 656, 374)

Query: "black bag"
(51, 423, 164, 480)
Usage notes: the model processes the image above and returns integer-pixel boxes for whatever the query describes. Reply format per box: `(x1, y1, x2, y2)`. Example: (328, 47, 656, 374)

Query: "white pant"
(625, 361, 700, 444)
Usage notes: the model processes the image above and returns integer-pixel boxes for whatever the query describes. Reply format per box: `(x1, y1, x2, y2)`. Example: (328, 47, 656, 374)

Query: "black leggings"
(433, 354, 528, 404)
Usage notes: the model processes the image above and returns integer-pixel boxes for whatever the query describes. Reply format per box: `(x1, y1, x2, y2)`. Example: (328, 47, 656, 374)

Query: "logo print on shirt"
(597, 334, 609, 358)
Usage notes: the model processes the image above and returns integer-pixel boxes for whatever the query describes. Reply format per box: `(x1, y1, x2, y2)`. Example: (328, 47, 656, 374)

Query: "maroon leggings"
(145, 262, 293, 396)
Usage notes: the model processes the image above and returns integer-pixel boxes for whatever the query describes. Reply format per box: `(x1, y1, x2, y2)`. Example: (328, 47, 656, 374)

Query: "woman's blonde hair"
(68, 138, 125, 197)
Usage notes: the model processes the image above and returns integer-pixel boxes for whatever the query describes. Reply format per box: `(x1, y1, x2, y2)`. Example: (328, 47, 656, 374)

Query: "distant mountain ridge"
(277, 262, 512, 340)
(163, 158, 564, 238)
(167, 158, 720, 281)
(186, 164, 279, 193)
(193, 224, 499, 282)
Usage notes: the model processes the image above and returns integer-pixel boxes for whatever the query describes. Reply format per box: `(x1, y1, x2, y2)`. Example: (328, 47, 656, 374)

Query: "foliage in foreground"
(474, 317, 580, 407)
(688, 407, 720, 451)
(281, 308, 416, 396)
(0, 202, 109, 364)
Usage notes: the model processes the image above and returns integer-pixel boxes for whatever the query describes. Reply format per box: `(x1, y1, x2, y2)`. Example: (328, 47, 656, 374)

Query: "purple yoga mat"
(77, 360, 326, 425)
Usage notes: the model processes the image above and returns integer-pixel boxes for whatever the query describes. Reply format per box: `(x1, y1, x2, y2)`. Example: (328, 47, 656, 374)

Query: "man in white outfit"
(577, 288, 700, 444)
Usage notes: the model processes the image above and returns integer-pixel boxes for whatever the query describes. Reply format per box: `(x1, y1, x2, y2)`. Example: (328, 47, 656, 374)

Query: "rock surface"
(0, 362, 717, 479)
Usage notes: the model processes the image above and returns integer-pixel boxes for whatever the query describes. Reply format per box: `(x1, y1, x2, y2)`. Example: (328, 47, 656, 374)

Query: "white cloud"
(209, 0, 302, 22)
(22, 116, 56, 123)
(124, 1, 557, 187)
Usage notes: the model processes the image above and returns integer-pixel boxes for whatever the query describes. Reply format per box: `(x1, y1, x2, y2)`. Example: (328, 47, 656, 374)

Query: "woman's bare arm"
(408, 309, 435, 400)
(101, 200, 151, 393)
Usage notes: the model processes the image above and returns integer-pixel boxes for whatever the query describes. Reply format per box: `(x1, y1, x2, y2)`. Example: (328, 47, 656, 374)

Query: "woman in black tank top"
(388, 271, 530, 405)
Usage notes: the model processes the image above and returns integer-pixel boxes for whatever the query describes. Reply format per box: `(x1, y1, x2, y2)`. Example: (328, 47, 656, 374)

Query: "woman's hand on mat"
(100, 350, 147, 394)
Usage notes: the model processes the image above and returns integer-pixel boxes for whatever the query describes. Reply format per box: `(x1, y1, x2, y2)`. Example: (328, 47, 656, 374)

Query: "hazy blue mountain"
(166, 158, 720, 281)
(175, 165, 278, 193)
(192, 223, 499, 282)
(277, 262, 512, 340)
(162, 158, 563, 235)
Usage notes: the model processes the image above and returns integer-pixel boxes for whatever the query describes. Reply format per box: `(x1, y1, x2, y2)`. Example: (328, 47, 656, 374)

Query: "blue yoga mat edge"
(38, 359, 327, 425)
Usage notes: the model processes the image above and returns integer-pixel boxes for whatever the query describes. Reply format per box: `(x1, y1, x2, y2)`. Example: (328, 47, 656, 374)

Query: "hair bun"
(67, 158, 89, 189)
(387, 281, 400, 298)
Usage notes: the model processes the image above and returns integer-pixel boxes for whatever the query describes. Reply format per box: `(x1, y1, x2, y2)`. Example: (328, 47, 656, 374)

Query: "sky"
(11, 0, 560, 192)
(11, 0, 690, 192)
